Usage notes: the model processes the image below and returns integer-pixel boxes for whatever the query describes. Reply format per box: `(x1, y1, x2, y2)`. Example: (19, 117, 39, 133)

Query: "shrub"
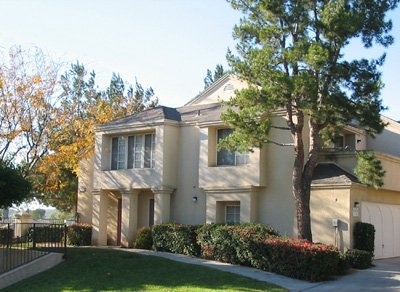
(67, 223, 92, 246)
(196, 223, 280, 266)
(336, 252, 351, 275)
(134, 227, 153, 249)
(346, 249, 373, 269)
(249, 238, 340, 282)
(353, 222, 375, 255)
(152, 223, 200, 256)
(0, 227, 13, 244)
(29, 225, 64, 243)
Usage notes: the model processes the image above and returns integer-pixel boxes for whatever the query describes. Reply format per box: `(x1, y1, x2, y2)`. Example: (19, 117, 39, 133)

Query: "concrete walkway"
(123, 249, 400, 291)
(0, 252, 64, 290)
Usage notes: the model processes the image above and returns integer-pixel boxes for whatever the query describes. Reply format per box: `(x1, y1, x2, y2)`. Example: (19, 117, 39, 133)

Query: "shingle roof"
(312, 163, 359, 185)
(99, 106, 181, 127)
(177, 103, 225, 123)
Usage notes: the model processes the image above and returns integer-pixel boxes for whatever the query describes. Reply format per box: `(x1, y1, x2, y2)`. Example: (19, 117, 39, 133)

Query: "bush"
(134, 227, 153, 249)
(152, 223, 200, 256)
(353, 222, 375, 255)
(0, 227, 13, 244)
(67, 223, 92, 246)
(337, 252, 351, 275)
(346, 249, 373, 269)
(29, 225, 64, 243)
(196, 223, 279, 266)
(248, 238, 339, 282)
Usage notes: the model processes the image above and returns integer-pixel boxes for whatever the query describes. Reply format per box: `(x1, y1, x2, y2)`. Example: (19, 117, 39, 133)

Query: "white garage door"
(361, 202, 400, 259)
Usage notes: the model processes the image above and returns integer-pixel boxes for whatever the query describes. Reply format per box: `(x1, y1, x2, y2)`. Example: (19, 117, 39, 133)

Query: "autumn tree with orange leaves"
(0, 47, 158, 213)
(32, 63, 158, 212)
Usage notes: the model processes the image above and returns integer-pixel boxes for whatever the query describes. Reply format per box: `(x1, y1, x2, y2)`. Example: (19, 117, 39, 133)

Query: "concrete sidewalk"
(0, 252, 64, 290)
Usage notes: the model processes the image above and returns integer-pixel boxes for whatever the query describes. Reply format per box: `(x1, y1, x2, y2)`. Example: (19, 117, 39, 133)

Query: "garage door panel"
(361, 202, 400, 259)
(390, 206, 400, 256)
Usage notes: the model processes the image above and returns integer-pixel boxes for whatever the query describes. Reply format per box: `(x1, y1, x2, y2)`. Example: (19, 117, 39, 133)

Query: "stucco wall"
(171, 125, 206, 224)
(311, 186, 352, 252)
(256, 115, 297, 237)
(161, 124, 179, 188)
(367, 117, 400, 158)
(77, 155, 94, 224)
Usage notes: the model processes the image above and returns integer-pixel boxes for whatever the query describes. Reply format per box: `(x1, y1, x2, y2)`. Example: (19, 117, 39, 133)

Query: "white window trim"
(111, 133, 155, 170)
(225, 204, 240, 224)
(216, 128, 248, 166)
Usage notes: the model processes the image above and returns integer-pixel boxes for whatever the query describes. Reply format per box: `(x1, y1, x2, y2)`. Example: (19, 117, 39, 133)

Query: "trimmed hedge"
(28, 225, 64, 243)
(0, 228, 13, 244)
(253, 238, 339, 281)
(148, 222, 343, 282)
(346, 249, 373, 269)
(67, 223, 92, 246)
(353, 222, 375, 255)
(152, 223, 200, 256)
(197, 223, 279, 266)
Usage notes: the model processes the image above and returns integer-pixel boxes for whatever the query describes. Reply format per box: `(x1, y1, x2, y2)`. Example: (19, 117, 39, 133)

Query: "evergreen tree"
(204, 64, 227, 88)
(223, 0, 398, 241)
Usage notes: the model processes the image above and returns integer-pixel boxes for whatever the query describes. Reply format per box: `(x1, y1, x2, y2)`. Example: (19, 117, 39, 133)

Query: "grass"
(2, 247, 286, 292)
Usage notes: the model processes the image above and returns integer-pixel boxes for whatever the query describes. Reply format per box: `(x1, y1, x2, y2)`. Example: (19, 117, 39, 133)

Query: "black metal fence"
(0, 223, 67, 274)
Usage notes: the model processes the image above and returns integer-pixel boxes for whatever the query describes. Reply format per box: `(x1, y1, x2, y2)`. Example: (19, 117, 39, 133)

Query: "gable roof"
(185, 74, 247, 106)
(312, 163, 359, 185)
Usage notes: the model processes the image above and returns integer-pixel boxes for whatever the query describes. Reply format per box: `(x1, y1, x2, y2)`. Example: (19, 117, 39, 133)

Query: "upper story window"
(217, 128, 248, 166)
(333, 133, 355, 150)
(111, 133, 155, 170)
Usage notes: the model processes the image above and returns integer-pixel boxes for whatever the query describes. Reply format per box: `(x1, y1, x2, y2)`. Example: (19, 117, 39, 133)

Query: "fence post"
(64, 224, 68, 259)
(33, 223, 36, 249)
(7, 223, 11, 248)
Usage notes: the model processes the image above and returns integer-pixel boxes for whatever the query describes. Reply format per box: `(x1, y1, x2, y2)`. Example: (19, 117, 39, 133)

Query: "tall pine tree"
(222, 0, 398, 241)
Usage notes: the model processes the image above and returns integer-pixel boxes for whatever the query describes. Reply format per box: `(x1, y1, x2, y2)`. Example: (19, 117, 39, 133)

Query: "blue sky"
(0, 0, 399, 120)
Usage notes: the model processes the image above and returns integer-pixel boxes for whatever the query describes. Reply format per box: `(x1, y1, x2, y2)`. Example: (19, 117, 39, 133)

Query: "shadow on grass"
(2, 247, 286, 292)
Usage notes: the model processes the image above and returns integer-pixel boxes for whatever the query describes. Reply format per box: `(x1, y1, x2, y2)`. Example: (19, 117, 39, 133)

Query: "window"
(225, 205, 240, 223)
(217, 129, 248, 166)
(111, 133, 155, 170)
(333, 133, 355, 150)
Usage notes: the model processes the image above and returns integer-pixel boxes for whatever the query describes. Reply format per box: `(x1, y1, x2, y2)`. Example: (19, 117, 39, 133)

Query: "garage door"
(361, 202, 400, 259)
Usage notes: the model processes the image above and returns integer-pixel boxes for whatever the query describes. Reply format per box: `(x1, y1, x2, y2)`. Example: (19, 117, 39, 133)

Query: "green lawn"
(2, 247, 286, 292)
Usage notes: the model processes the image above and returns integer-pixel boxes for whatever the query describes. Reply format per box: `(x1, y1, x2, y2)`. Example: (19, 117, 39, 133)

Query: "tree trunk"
(292, 119, 320, 242)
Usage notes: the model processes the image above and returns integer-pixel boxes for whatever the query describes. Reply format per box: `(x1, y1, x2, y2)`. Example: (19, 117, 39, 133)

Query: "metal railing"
(0, 223, 67, 274)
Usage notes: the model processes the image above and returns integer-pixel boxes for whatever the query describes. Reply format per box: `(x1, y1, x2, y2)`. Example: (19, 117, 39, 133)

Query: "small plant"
(134, 227, 153, 250)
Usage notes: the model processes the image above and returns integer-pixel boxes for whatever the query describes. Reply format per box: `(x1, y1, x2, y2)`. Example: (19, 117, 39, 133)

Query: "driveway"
(306, 257, 400, 291)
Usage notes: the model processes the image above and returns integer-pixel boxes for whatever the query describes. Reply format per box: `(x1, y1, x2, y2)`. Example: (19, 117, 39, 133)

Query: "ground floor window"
(225, 204, 240, 223)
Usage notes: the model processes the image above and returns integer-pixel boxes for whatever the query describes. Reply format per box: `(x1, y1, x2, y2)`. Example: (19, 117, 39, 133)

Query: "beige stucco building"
(78, 75, 400, 259)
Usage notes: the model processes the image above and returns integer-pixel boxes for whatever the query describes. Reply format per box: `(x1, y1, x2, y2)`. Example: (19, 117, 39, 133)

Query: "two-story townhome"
(78, 75, 400, 259)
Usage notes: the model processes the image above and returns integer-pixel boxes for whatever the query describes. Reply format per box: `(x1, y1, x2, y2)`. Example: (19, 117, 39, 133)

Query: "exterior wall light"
(192, 196, 198, 203)
(354, 202, 360, 208)
(79, 186, 87, 193)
